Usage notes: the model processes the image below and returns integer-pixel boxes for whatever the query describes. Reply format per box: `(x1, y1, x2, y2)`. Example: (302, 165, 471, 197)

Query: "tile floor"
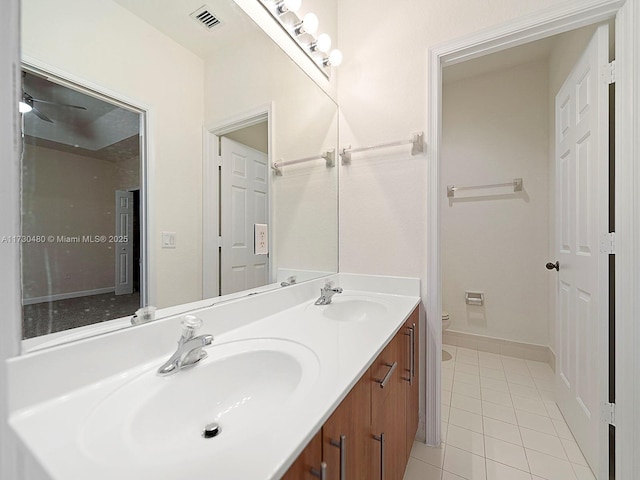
(403, 345, 596, 480)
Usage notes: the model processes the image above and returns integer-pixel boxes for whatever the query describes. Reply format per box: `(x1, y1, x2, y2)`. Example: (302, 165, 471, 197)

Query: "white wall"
(204, 26, 339, 277)
(21, 0, 205, 309)
(547, 25, 600, 354)
(336, 0, 567, 285)
(441, 59, 550, 346)
(22, 145, 117, 299)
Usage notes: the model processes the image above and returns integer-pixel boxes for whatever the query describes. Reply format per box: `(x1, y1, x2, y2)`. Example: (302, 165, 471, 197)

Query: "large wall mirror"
(20, 0, 339, 347)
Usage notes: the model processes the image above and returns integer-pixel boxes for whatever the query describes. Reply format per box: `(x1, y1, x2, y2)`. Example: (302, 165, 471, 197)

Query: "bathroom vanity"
(7, 274, 421, 480)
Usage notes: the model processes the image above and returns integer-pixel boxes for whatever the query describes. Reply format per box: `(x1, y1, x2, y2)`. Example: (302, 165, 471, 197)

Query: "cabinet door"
(404, 308, 420, 460)
(323, 373, 371, 480)
(281, 430, 323, 480)
(371, 332, 406, 480)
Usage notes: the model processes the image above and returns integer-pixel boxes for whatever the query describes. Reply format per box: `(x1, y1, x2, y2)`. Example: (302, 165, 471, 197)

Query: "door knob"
(546, 261, 559, 271)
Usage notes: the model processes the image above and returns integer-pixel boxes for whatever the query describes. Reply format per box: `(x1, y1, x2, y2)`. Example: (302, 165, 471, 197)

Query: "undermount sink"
(308, 294, 390, 322)
(77, 338, 320, 466)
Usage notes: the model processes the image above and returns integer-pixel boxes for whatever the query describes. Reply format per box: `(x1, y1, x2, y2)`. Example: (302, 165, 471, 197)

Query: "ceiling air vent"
(190, 5, 222, 31)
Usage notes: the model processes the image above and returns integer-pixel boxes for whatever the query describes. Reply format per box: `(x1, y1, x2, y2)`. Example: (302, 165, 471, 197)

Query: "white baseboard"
(443, 329, 554, 369)
(22, 287, 116, 306)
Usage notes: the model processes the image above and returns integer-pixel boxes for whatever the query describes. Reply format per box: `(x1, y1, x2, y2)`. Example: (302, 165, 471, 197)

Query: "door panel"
(221, 137, 269, 295)
(115, 190, 133, 295)
(554, 24, 609, 476)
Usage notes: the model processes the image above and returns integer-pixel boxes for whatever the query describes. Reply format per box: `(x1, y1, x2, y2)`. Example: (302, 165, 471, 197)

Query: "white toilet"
(442, 311, 451, 331)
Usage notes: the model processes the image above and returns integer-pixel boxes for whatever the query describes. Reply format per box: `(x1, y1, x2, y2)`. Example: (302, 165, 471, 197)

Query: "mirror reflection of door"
(20, 68, 144, 339)
(220, 123, 269, 295)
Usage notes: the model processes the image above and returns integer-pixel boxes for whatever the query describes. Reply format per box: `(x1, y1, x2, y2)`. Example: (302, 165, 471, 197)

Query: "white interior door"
(554, 24, 609, 476)
(220, 137, 269, 295)
(115, 190, 134, 295)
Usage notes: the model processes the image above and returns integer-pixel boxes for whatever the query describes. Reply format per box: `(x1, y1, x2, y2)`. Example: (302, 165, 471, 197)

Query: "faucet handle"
(181, 315, 203, 339)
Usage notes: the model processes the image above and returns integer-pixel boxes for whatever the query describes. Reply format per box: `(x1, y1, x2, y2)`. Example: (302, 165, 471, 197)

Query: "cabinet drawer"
(370, 331, 402, 418)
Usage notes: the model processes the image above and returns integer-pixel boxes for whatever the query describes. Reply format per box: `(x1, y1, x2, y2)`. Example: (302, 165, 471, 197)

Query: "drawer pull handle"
(374, 432, 385, 480)
(403, 325, 416, 385)
(310, 461, 327, 480)
(377, 361, 397, 388)
(330, 434, 346, 480)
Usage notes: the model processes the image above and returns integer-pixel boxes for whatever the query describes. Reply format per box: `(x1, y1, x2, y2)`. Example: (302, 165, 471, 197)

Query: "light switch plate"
(162, 231, 176, 249)
(254, 224, 268, 255)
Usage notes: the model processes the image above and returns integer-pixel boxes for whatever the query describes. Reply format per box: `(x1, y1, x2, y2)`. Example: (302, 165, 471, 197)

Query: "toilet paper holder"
(465, 291, 484, 306)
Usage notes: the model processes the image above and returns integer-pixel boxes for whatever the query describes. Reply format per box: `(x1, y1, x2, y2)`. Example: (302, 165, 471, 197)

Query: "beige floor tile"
(571, 463, 596, 480)
(480, 377, 509, 393)
(451, 393, 482, 415)
(551, 418, 574, 440)
(484, 436, 529, 472)
(506, 371, 537, 387)
(482, 402, 517, 425)
(538, 389, 556, 402)
(480, 367, 506, 380)
(456, 355, 480, 367)
(442, 404, 451, 423)
(442, 389, 452, 406)
(403, 457, 443, 480)
(526, 449, 577, 480)
(486, 459, 532, 480)
(442, 471, 467, 480)
(479, 357, 504, 371)
(543, 402, 563, 420)
(446, 424, 485, 456)
(443, 445, 486, 480)
(454, 372, 481, 387)
(454, 381, 482, 400)
(511, 396, 548, 416)
(520, 427, 567, 460)
(411, 441, 446, 468)
(515, 410, 556, 435)
(482, 416, 522, 445)
(509, 384, 540, 399)
(449, 407, 484, 434)
(533, 376, 555, 391)
(455, 362, 480, 376)
(560, 439, 587, 466)
(481, 389, 513, 407)
(442, 421, 449, 443)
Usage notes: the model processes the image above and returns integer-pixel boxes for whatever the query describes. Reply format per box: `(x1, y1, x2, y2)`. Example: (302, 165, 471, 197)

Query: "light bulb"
(18, 101, 32, 114)
(280, 0, 301, 13)
(302, 13, 318, 35)
(315, 33, 331, 53)
(325, 49, 343, 67)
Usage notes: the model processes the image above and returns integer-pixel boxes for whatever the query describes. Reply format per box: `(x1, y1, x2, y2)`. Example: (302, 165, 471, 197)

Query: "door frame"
(426, 1, 640, 478)
(203, 104, 273, 298)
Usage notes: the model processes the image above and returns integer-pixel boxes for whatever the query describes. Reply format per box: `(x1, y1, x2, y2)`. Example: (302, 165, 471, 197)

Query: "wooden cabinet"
(281, 430, 324, 480)
(404, 309, 420, 462)
(323, 373, 371, 480)
(370, 330, 406, 480)
(281, 306, 420, 480)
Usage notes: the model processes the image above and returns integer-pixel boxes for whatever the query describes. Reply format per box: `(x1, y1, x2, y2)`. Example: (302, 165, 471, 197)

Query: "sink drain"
(202, 422, 221, 439)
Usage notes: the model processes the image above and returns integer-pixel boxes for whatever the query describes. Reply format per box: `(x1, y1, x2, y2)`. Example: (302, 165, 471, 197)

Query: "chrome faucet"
(157, 315, 213, 376)
(280, 276, 297, 287)
(314, 281, 343, 305)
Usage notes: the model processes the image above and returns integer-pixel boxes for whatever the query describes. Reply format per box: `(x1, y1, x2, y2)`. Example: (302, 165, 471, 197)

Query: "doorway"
(426, 4, 630, 477)
(203, 108, 273, 298)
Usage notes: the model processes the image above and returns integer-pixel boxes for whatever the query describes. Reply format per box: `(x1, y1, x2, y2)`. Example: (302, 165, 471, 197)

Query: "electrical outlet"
(162, 231, 176, 249)
(254, 224, 268, 255)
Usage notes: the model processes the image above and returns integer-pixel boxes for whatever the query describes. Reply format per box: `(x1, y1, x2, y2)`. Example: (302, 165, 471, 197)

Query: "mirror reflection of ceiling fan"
(19, 91, 87, 123)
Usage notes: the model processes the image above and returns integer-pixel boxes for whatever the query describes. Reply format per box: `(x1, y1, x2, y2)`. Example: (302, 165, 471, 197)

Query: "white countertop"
(7, 274, 420, 480)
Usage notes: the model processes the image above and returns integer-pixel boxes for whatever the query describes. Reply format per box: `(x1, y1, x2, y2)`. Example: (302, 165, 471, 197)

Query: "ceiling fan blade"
(32, 107, 53, 123)
(32, 98, 87, 110)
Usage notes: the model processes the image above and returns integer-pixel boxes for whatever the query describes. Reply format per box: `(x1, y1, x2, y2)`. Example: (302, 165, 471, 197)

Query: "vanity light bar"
(260, 0, 342, 78)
